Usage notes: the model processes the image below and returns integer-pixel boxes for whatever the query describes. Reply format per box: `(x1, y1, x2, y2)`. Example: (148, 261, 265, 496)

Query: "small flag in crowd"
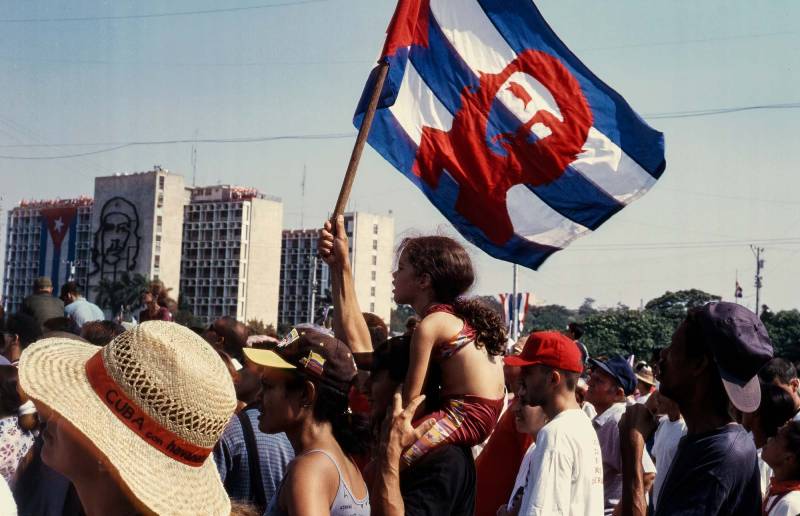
(498, 292, 530, 335)
(355, 0, 665, 269)
(735, 281, 743, 298)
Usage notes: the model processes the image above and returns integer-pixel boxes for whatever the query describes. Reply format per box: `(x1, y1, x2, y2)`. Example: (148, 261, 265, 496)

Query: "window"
(159, 176, 165, 190)
(370, 287, 376, 296)
(371, 271, 376, 280)
(372, 256, 377, 265)
(370, 303, 375, 312)
(373, 224, 378, 234)
(372, 240, 378, 250)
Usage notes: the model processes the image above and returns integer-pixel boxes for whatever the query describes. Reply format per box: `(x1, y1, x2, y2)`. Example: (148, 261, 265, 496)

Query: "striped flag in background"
(355, 0, 665, 269)
(39, 207, 79, 292)
(498, 292, 530, 335)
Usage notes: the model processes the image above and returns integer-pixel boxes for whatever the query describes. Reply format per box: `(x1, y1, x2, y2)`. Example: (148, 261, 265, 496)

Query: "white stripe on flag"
(507, 184, 591, 248)
(573, 128, 657, 204)
(428, 0, 657, 205)
(389, 60, 453, 144)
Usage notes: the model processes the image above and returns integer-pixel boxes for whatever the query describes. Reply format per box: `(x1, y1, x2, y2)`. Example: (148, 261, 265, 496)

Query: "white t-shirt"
(0, 477, 16, 516)
(505, 443, 537, 510)
(651, 416, 687, 510)
(765, 490, 800, 516)
(758, 448, 774, 498)
(518, 408, 603, 516)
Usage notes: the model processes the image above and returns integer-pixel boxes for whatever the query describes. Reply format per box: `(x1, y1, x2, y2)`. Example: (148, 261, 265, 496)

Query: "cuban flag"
(39, 207, 79, 292)
(498, 292, 530, 335)
(355, 0, 665, 269)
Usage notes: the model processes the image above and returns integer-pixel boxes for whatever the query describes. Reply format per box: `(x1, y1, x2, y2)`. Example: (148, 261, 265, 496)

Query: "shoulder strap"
(238, 405, 267, 510)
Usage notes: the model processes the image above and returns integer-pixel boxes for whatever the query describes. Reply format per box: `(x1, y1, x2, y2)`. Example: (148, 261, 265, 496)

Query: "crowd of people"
(0, 216, 797, 515)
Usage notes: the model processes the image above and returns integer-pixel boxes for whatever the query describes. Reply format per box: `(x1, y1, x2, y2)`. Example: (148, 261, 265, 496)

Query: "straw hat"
(19, 321, 237, 516)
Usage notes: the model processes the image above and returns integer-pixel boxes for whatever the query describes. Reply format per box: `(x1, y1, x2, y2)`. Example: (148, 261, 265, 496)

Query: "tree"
(247, 319, 278, 338)
(390, 304, 417, 334)
(93, 272, 149, 318)
(523, 304, 574, 334)
(577, 297, 597, 317)
(761, 309, 800, 360)
(644, 289, 721, 326)
(581, 307, 674, 359)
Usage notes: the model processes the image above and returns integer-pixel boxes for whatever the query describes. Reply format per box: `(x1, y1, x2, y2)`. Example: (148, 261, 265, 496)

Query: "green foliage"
(644, 289, 721, 324)
(390, 304, 417, 334)
(93, 272, 149, 317)
(247, 319, 278, 338)
(523, 304, 573, 333)
(580, 308, 675, 359)
(761, 308, 800, 360)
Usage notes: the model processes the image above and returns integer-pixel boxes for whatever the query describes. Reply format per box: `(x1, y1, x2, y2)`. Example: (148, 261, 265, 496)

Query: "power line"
(0, 133, 356, 159)
(644, 102, 800, 119)
(0, 0, 334, 23)
(572, 237, 800, 252)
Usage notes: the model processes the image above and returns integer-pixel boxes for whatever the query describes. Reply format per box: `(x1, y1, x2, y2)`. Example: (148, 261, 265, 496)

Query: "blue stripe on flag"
(51, 242, 61, 292)
(67, 216, 77, 264)
(477, 0, 665, 177)
(38, 221, 48, 275)
(399, 12, 624, 230)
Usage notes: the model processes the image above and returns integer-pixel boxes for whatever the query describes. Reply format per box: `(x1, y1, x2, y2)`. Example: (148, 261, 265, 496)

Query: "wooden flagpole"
(332, 60, 390, 219)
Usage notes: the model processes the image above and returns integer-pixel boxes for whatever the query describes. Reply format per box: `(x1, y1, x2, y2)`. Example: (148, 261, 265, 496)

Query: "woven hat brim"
(19, 338, 231, 516)
(244, 347, 296, 369)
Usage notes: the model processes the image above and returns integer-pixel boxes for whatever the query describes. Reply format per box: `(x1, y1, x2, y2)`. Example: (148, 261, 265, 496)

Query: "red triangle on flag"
(41, 207, 77, 250)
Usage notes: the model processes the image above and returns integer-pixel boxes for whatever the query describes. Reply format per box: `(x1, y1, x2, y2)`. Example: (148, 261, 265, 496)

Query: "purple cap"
(695, 302, 773, 413)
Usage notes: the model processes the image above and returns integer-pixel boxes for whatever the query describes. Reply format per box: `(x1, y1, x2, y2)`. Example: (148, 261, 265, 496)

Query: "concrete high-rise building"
(88, 167, 189, 300)
(279, 212, 394, 327)
(180, 185, 283, 326)
(3, 197, 93, 313)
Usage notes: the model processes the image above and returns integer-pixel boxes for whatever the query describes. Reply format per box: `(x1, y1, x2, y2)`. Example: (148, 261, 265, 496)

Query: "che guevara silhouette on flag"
(354, 0, 665, 269)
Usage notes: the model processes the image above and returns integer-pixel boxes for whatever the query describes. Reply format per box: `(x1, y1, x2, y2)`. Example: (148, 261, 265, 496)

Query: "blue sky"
(1, 0, 798, 311)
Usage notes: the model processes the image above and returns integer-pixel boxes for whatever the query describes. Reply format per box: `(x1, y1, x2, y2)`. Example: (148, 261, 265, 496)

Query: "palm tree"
(94, 272, 150, 318)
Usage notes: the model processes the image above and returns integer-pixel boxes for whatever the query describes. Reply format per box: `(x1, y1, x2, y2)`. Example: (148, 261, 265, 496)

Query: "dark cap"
(34, 276, 52, 290)
(693, 302, 773, 412)
(504, 331, 583, 373)
(589, 356, 637, 395)
(243, 327, 357, 394)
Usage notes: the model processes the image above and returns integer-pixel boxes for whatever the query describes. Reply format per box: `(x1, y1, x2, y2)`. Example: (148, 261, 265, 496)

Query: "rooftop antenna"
(300, 164, 307, 228)
(191, 129, 198, 186)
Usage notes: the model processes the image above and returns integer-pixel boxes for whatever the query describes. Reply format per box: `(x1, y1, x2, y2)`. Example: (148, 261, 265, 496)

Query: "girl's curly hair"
(398, 236, 506, 356)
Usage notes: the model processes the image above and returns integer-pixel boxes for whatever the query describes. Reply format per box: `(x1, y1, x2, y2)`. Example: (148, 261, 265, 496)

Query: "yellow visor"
(243, 348, 296, 369)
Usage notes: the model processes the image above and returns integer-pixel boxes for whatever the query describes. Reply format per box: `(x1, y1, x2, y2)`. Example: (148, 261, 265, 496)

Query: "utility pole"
(511, 264, 518, 342)
(751, 245, 765, 316)
(308, 255, 318, 324)
(300, 164, 307, 228)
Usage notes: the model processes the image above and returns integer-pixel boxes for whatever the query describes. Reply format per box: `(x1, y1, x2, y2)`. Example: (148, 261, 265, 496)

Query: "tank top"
(425, 304, 477, 360)
(266, 449, 370, 516)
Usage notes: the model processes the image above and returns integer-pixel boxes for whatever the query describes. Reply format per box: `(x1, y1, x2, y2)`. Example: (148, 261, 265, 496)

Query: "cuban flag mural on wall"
(355, 0, 665, 269)
(39, 207, 79, 292)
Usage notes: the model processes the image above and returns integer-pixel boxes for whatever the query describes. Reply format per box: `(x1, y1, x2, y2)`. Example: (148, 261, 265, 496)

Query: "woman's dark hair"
(287, 373, 371, 456)
(0, 366, 22, 416)
(399, 236, 507, 355)
(758, 382, 797, 441)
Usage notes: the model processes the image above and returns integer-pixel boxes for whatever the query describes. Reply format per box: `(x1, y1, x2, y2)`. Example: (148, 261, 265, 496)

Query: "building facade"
(2, 198, 93, 314)
(88, 167, 189, 301)
(180, 185, 283, 326)
(279, 212, 394, 327)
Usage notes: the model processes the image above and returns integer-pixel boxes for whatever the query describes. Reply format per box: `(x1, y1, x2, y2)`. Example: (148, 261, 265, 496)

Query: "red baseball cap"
(503, 331, 584, 373)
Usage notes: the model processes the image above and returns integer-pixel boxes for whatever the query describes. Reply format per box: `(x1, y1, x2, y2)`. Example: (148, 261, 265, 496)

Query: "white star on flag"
(53, 217, 64, 233)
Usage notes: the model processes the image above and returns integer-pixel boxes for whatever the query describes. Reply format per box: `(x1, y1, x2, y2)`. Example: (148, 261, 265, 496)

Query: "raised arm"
(318, 215, 373, 353)
(402, 316, 437, 406)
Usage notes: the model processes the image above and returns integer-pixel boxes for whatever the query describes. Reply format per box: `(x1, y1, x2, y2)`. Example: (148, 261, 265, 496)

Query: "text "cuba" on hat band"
(84, 352, 212, 467)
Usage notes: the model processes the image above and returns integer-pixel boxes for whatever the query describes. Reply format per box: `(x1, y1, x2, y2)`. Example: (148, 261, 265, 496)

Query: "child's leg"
(401, 396, 503, 466)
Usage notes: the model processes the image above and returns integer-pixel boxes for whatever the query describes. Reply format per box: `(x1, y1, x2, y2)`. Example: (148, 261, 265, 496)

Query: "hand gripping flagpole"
(332, 60, 390, 219)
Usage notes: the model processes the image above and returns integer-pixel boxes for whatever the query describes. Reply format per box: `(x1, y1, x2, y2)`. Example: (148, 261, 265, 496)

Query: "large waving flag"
(498, 292, 530, 335)
(354, 0, 665, 269)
